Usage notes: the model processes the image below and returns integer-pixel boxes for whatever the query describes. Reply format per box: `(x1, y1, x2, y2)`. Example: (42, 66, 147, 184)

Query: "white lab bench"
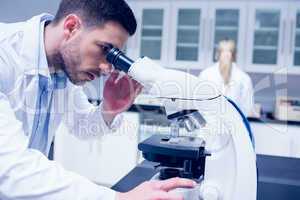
(54, 112, 141, 187)
(53, 100, 300, 187)
(251, 119, 300, 158)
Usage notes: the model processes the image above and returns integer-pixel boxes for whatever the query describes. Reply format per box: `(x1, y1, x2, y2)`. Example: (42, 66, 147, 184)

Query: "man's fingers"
(134, 82, 143, 96)
(106, 71, 119, 83)
(119, 75, 143, 95)
(136, 86, 143, 96)
(131, 78, 143, 95)
(134, 80, 143, 90)
(155, 178, 196, 192)
(106, 72, 142, 100)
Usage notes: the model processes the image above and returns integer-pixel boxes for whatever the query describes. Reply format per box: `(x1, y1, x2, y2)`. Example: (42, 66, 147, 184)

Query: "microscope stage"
(138, 135, 209, 165)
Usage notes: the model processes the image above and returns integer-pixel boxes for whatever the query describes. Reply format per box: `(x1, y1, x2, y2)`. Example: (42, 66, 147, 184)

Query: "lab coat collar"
(21, 13, 54, 78)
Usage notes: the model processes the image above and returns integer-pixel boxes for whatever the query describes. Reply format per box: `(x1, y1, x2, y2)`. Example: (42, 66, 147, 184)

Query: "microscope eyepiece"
(106, 47, 134, 73)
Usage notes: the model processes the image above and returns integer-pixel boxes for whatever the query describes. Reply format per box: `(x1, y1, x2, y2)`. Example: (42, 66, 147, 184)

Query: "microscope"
(106, 48, 257, 200)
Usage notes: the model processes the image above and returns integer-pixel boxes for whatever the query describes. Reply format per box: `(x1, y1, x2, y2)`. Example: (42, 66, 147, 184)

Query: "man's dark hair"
(53, 0, 137, 35)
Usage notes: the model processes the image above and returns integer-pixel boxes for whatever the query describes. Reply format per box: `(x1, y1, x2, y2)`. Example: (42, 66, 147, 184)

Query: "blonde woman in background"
(199, 40, 254, 116)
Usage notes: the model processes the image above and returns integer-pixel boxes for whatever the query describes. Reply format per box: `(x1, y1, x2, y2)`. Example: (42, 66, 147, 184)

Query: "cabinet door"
(246, 3, 288, 73)
(287, 6, 300, 73)
(206, 2, 247, 69)
(294, 10, 300, 67)
(131, 1, 170, 66)
(288, 125, 300, 158)
(168, 1, 208, 69)
(250, 122, 291, 157)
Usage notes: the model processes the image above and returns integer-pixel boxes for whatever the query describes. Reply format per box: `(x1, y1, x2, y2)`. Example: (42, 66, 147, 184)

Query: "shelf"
(255, 27, 279, 32)
(142, 25, 163, 29)
(256, 10, 280, 15)
(177, 25, 199, 30)
(295, 47, 300, 51)
(215, 26, 238, 31)
(176, 43, 198, 48)
(254, 45, 277, 50)
(141, 36, 161, 41)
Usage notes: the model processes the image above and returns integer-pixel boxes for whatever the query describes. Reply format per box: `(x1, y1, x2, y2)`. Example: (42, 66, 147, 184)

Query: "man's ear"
(232, 50, 237, 62)
(63, 14, 82, 40)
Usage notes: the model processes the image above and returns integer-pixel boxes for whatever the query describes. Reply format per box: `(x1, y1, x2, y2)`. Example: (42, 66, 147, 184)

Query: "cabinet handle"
(281, 20, 286, 55)
(201, 18, 207, 50)
(209, 18, 214, 52)
(290, 20, 295, 55)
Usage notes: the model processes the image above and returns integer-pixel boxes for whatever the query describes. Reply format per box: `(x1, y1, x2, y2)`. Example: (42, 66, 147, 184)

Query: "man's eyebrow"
(96, 42, 114, 49)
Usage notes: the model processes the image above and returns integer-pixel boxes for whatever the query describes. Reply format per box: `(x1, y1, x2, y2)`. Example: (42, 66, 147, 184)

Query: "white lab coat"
(0, 14, 121, 199)
(199, 63, 254, 116)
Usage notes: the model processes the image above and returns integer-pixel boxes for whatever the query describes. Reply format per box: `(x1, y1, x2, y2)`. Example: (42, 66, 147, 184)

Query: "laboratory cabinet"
(168, 1, 208, 69)
(126, 1, 171, 67)
(246, 2, 300, 74)
(251, 121, 300, 158)
(205, 2, 247, 68)
(126, 0, 300, 74)
(54, 112, 140, 186)
(245, 2, 288, 73)
(245, 2, 300, 74)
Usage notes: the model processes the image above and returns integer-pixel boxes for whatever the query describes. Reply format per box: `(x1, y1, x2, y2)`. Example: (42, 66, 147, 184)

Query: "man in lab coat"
(199, 40, 254, 116)
(0, 0, 195, 199)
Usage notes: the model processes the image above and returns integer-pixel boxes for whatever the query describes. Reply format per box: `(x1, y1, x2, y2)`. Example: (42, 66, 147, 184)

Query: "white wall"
(0, 0, 60, 22)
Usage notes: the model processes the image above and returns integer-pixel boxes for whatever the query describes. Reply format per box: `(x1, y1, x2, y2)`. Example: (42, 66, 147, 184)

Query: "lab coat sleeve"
(0, 63, 117, 200)
(240, 76, 254, 116)
(63, 84, 123, 140)
(198, 69, 206, 80)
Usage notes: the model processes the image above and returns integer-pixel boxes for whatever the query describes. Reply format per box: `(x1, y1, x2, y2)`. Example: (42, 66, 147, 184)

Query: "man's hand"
(116, 177, 196, 200)
(101, 71, 143, 125)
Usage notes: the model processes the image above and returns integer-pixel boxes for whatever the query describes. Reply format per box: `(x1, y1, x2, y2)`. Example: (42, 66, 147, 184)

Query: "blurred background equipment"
(275, 96, 300, 122)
